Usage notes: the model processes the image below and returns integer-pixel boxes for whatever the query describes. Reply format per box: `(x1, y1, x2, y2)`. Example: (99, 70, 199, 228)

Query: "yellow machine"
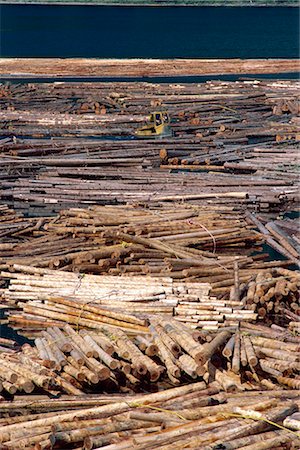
(135, 111, 171, 138)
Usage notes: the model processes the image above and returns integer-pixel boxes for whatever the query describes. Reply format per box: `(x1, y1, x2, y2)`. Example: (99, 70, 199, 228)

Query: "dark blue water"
(1, 72, 299, 82)
(0, 6, 299, 58)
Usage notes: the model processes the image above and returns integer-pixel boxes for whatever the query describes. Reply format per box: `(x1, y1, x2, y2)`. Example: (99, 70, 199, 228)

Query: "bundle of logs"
(1, 79, 298, 117)
(0, 381, 299, 450)
(243, 267, 300, 328)
(0, 317, 299, 396)
(1, 264, 260, 335)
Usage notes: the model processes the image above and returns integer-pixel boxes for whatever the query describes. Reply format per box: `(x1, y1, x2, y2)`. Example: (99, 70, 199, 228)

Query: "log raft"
(0, 58, 299, 78)
(0, 75, 299, 449)
(0, 79, 299, 215)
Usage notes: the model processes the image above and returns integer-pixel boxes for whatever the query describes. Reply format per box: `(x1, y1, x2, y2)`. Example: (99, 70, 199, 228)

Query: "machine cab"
(149, 112, 170, 126)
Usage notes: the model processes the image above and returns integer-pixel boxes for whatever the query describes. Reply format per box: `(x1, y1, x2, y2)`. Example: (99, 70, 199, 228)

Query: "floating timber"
(1, 203, 299, 300)
(0, 58, 299, 78)
(0, 79, 299, 216)
(0, 74, 299, 450)
(0, 381, 298, 449)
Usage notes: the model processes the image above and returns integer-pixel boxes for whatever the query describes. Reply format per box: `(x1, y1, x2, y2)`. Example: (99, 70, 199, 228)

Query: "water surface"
(1, 6, 299, 57)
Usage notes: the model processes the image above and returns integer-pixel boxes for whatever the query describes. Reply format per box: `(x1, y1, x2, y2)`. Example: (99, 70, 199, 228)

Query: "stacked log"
(1, 206, 298, 320)
(223, 143, 299, 178)
(0, 82, 120, 115)
(1, 268, 154, 334)
(1, 264, 262, 335)
(0, 325, 162, 395)
(0, 203, 259, 271)
(0, 321, 234, 394)
(0, 323, 231, 394)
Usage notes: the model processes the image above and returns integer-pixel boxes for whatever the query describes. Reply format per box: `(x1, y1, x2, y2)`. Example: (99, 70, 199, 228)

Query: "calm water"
(0, 6, 299, 58)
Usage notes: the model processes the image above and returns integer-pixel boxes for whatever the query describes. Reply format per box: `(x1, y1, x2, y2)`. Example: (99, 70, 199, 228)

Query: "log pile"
(223, 143, 299, 177)
(0, 204, 298, 300)
(0, 204, 264, 265)
(2, 165, 297, 216)
(0, 319, 299, 449)
(0, 79, 299, 215)
(0, 82, 121, 115)
(0, 317, 300, 396)
(0, 324, 166, 396)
